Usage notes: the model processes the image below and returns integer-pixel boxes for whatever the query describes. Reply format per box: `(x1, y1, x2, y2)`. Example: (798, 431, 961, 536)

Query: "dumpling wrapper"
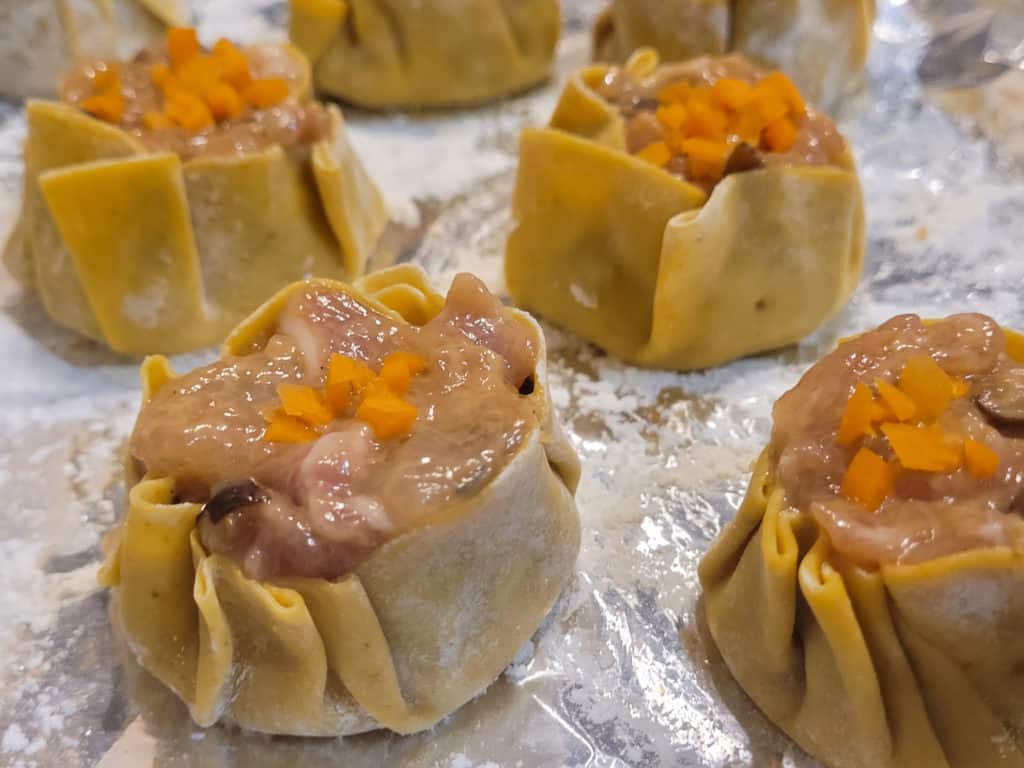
(289, 0, 560, 108)
(505, 50, 865, 371)
(700, 330, 1024, 768)
(0, 0, 188, 99)
(592, 0, 875, 108)
(99, 264, 582, 736)
(3, 43, 388, 356)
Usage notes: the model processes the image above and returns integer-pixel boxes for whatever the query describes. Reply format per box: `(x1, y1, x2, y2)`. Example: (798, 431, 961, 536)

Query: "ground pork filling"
(771, 314, 1024, 569)
(61, 43, 331, 160)
(596, 54, 848, 194)
(129, 274, 539, 581)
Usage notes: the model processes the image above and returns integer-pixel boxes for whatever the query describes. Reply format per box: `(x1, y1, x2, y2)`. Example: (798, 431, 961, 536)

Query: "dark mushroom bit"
(770, 313, 1024, 568)
(596, 54, 848, 194)
(129, 274, 540, 581)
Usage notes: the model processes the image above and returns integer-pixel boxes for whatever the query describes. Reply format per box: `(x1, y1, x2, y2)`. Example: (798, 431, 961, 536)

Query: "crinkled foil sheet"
(2, 1, 1023, 766)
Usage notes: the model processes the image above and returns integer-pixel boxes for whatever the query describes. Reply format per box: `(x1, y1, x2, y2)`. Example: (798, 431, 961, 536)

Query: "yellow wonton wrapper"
(99, 264, 582, 736)
(505, 50, 865, 371)
(289, 0, 560, 108)
(4, 44, 388, 356)
(699, 334, 1024, 768)
(0, 0, 188, 98)
(593, 0, 875, 108)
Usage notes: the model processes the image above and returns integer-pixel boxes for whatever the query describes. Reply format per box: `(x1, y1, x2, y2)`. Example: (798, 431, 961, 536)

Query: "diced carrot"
(837, 383, 877, 446)
(657, 81, 692, 105)
(242, 77, 289, 109)
(881, 423, 963, 473)
(711, 77, 754, 111)
(683, 100, 729, 141)
(168, 27, 200, 69)
(964, 439, 999, 479)
(205, 82, 244, 121)
(681, 138, 730, 181)
(150, 63, 175, 91)
(762, 118, 798, 152)
(81, 90, 124, 123)
(175, 55, 220, 94)
(356, 394, 418, 440)
(729, 108, 764, 145)
(681, 137, 730, 165)
(379, 352, 428, 395)
(263, 414, 319, 443)
(761, 71, 806, 115)
(655, 103, 687, 132)
(875, 379, 917, 422)
(165, 90, 214, 131)
(897, 355, 954, 422)
(951, 378, 970, 398)
(212, 38, 253, 90)
(751, 83, 788, 125)
(841, 446, 896, 511)
(324, 354, 375, 412)
(142, 111, 172, 130)
(637, 141, 672, 168)
(93, 66, 120, 91)
(277, 384, 334, 426)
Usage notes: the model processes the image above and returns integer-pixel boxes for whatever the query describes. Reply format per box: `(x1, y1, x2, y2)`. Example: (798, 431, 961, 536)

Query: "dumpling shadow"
(682, 596, 821, 768)
(2, 284, 131, 368)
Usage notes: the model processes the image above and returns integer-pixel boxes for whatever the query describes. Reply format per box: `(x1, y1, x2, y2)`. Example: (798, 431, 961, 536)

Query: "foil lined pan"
(1, 1, 1023, 766)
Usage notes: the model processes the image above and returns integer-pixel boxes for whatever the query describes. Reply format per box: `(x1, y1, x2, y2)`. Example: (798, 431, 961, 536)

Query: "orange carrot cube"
(242, 77, 290, 109)
(964, 439, 999, 479)
(165, 90, 214, 131)
(636, 141, 672, 168)
(875, 379, 917, 422)
(325, 354, 375, 412)
(656, 103, 687, 132)
(837, 383, 877, 445)
(168, 27, 200, 69)
(205, 82, 244, 121)
(881, 423, 963, 473)
(263, 414, 319, 443)
(657, 81, 692, 105)
(762, 118, 798, 152)
(379, 352, 428, 395)
(841, 446, 896, 511)
(711, 78, 754, 111)
(142, 111, 172, 130)
(356, 394, 418, 440)
(683, 100, 729, 141)
(81, 91, 124, 123)
(277, 384, 334, 426)
(897, 355, 954, 422)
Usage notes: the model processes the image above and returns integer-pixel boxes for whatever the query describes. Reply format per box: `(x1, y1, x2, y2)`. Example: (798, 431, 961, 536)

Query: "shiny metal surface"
(1, 1, 1023, 766)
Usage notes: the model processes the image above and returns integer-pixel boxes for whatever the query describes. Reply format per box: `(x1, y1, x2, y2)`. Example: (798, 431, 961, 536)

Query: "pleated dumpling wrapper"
(0, 0, 188, 98)
(288, 0, 560, 108)
(4, 27, 387, 356)
(99, 264, 582, 736)
(592, 0, 875, 108)
(505, 50, 864, 371)
(700, 313, 1024, 768)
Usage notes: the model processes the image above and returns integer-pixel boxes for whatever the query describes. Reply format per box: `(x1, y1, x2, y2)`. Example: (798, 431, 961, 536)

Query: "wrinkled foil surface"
(1, 1, 1023, 766)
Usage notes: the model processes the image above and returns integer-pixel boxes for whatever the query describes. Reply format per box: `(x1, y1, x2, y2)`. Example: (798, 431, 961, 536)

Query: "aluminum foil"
(2, 1, 1023, 766)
